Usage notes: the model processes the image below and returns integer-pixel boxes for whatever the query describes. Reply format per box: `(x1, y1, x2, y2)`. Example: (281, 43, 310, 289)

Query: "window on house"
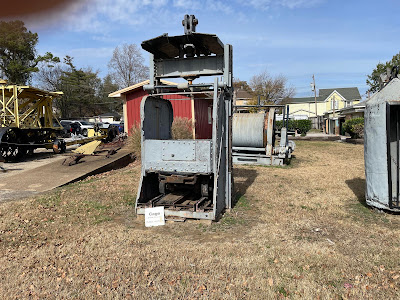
(331, 99, 339, 110)
(208, 105, 213, 124)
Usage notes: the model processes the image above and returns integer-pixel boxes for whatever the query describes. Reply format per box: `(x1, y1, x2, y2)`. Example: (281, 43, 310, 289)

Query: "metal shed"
(364, 77, 400, 211)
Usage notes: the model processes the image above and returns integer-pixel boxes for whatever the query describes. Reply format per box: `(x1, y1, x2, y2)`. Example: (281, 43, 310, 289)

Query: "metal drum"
(232, 112, 267, 148)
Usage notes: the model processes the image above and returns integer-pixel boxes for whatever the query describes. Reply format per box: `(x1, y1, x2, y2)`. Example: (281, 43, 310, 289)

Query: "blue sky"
(11, 0, 400, 98)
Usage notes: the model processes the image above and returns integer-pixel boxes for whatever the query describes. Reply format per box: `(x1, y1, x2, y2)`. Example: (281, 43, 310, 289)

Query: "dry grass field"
(0, 141, 399, 299)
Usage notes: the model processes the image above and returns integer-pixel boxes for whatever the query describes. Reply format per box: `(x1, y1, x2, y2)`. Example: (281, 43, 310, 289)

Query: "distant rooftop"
(283, 87, 361, 104)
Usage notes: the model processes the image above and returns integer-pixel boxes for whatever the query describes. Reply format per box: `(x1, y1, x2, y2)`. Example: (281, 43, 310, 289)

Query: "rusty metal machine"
(232, 105, 295, 165)
(135, 15, 233, 220)
(0, 80, 66, 161)
(365, 72, 400, 211)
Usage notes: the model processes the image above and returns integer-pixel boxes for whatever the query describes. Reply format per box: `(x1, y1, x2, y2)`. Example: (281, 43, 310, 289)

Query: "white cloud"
(244, 0, 324, 10)
(26, 0, 237, 34)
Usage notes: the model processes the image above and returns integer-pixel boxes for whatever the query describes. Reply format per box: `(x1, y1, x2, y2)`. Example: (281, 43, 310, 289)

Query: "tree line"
(0, 20, 148, 119)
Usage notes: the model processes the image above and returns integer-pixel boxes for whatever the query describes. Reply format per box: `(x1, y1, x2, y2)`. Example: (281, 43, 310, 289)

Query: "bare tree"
(249, 70, 295, 104)
(108, 43, 149, 88)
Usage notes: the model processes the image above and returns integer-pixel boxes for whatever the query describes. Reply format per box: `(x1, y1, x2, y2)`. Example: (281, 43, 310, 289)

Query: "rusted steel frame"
(195, 197, 208, 212)
(159, 174, 197, 184)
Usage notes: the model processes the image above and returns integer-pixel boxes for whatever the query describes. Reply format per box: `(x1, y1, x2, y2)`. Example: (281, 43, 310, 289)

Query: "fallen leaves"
(268, 277, 274, 287)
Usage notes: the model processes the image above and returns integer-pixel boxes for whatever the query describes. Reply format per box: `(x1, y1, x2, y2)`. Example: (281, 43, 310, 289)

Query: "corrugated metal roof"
(108, 79, 177, 98)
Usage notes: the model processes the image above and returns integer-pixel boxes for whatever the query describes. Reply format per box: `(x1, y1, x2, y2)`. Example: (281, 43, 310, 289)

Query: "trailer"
(135, 15, 233, 221)
(0, 80, 109, 161)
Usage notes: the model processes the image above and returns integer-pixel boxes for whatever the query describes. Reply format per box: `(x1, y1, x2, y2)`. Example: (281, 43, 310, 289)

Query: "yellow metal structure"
(0, 80, 63, 129)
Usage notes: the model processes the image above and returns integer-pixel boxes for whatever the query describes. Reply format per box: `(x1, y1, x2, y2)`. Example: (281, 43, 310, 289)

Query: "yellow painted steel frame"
(0, 83, 63, 129)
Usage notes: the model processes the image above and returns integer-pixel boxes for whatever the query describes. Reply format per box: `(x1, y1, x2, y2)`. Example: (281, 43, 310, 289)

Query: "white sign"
(145, 207, 165, 227)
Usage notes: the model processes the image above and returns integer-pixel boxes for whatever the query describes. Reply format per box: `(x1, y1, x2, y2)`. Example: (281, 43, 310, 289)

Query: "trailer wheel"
(0, 128, 27, 162)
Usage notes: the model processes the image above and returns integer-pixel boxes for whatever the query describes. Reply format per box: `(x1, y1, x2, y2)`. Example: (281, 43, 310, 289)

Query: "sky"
(4, 0, 400, 98)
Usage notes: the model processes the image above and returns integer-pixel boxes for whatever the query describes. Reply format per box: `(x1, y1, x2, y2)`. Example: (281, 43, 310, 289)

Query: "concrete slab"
(0, 148, 134, 202)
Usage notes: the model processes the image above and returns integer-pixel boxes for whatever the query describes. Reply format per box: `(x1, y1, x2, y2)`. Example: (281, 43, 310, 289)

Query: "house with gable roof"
(282, 87, 361, 130)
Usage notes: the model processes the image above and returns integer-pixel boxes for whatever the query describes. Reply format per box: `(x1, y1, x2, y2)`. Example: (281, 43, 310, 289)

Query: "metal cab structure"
(136, 15, 233, 221)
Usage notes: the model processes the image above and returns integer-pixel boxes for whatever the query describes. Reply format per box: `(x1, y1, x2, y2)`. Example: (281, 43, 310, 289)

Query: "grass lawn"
(0, 141, 399, 299)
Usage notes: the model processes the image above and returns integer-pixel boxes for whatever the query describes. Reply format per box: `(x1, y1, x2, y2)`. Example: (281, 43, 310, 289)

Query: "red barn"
(109, 80, 212, 139)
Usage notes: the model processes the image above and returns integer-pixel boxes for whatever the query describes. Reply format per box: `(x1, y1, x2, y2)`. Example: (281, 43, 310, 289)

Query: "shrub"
(128, 125, 142, 160)
(276, 119, 312, 134)
(342, 117, 364, 138)
(352, 123, 364, 139)
(295, 119, 312, 134)
(172, 117, 194, 139)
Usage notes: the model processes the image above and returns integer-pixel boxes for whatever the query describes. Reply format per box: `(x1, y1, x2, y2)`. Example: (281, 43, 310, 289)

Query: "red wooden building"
(109, 80, 212, 139)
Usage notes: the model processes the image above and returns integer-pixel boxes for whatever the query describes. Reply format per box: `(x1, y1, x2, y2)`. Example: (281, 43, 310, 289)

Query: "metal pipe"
(286, 105, 289, 129)
(150, 91, 214, 97)
(234, 105, 284, 108)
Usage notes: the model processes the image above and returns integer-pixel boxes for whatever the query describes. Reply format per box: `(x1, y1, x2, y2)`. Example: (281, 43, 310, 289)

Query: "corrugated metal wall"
(125, 89, 212, 139)
(126, 89, 147, 133)
(126, 90, 192, 133)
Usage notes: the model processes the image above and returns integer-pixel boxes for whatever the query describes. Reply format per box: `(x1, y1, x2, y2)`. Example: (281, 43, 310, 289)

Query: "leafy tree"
(97, 74, 121, 114)
(367, 52, 400, 93)
(60, 56, 102, 117)
(108, 43, 148, 88)
(0, 20, 59, 84)
(35, 56, 103, 118)
(249, 70, 295, 104)
(233, 78, 252, 92)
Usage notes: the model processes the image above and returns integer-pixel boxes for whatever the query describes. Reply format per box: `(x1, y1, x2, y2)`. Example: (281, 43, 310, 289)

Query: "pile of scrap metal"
(232, 105, 295, 166)
(62, 136, 125, 166)
(135, 15, 233, 221)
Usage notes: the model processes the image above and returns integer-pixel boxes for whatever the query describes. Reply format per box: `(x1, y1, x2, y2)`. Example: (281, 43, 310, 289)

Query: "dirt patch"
(0, 141, 400, 299)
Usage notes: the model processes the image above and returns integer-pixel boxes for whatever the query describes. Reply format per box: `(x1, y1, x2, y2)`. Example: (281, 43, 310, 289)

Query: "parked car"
(72, 120, 94, 136)
(60, 120, 82, 136)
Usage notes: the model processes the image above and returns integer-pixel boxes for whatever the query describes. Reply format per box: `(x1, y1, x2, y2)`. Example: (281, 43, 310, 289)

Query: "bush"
(276, 119, 312, 134)
(295, 119, 312, 134)
(342, 117, 364, 138)
(352, 123, 364, 139)
(128, 125, 142, 160)
(172, 117, 194, 139)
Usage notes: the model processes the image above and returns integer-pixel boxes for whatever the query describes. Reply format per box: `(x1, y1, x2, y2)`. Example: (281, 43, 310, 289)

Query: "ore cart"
(135, 15, 233, 221)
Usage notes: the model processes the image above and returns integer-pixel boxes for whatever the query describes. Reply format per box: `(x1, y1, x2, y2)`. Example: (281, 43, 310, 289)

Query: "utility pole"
(332, 95, 336, 135)
(312, 74, 318, 129)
